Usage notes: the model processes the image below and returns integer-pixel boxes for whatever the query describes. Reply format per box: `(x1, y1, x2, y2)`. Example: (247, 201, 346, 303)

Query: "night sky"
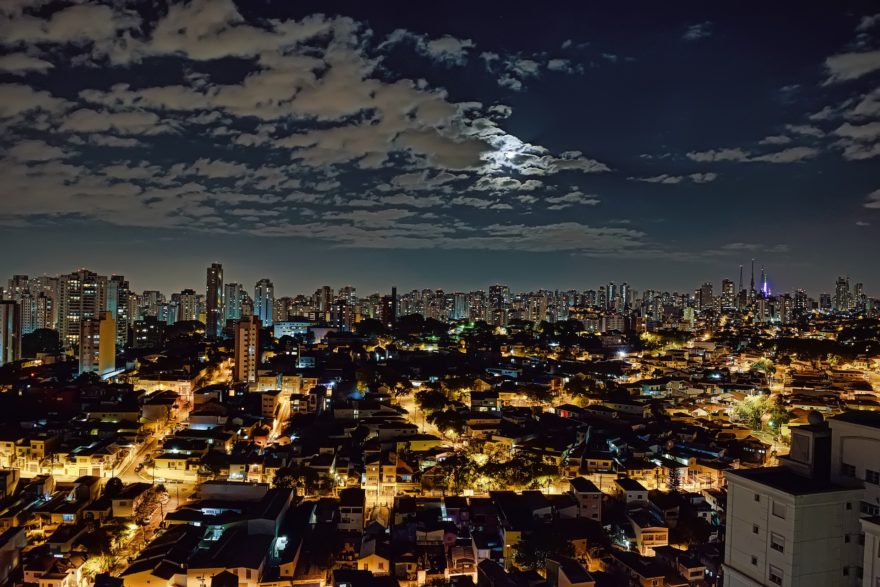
(1, 0, 879, 295)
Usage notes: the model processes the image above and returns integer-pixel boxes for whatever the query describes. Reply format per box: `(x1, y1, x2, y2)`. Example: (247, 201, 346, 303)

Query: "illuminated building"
(254, 278, 274, 327)
(834, 276, 851, 312)
(0, 301, 21, 366)
(176, 289, 198, 322)
(206, 262, 224, 338)
(699, 282, 714, 312)
(234, 315, 261, 383)
(79, 310, 116, 376)
(380, 287, 397, 329)
(58, 269, 107, 348)
(721, 279, 736, 311)
(107, 275, 131, 346)
(224, 282, 242, 321)
(132, 316, 165, 349)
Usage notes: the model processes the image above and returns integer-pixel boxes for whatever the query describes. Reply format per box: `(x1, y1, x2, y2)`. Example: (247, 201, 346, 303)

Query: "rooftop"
(831, 411, 880, 429)
(727, 466, 857, 496)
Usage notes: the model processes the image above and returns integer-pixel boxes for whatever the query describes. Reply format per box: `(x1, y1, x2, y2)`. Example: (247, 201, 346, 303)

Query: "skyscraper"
(234, 315, 261, 384)
(79, 310, 116, 376)
(224, 283, 242, 321)
(834, 277, 851, 312)
(699, 282, 714, 312)
(254, 279, 274, 326)
(206, 263, 224, 337)
(58, 269, 107, 348)
(721, 279, 736, 310)
(107, 275, 131, 346)
(0, 301, 21, 366)
(177, 289, 198, 322)
(380, 287, 397, 329)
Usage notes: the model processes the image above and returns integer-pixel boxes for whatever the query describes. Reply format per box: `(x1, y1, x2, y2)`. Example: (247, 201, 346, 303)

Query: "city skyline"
(1, 1, 879, 289)
(0, 260, 874, 300)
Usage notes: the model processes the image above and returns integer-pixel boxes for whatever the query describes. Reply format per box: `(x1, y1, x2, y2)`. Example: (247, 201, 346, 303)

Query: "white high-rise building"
(0, 301, 21, 366)
(724, 412, 880, 587)
(58, 269, 107, 348)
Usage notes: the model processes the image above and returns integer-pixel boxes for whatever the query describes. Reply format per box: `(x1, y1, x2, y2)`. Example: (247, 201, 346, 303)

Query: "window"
(847, 502, 853, 510)
(772, 501, 787, 519)
(868, 470, 880, 485)
(863, 501, 880, 516)
(844, 567, 850, 576)
(842, 463, 856, 477)
(845, 534, 851, 543)
(751, 556, 758, 566)
(754, 493, 761, 502)
(753, 524, 760, 534)
(769, 565, 783, 585)
(770, 533, 785, 553)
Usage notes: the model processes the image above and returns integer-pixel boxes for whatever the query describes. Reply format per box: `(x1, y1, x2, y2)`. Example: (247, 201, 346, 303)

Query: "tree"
(415, 389, 450, 414)
(103, 477, 124, 498)
(511, 523, 574, 570)
(428, 409, 467, 437)
(134, 486, 162, 525)
(273, 463, 319, 494)
(22, 328, 60, 357)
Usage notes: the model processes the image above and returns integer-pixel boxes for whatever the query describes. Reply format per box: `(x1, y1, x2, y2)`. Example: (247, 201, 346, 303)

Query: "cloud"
(687, 146, 817, 163)
(632, 172, 718, 184)
(7, 139, 71, 161)
(686, 148, 750, 162)
(748, 146, 819, 163)
(705, 242, 790, 256)
(857, 14, 880, 32)
(683, 22, 713, 41)
(383, 29, 475, 65)
(785, 124, 823, 137)
(0, 83, 67, 117)
(839, 142, 880, 160)
(856, 220, 871, 226)
(865, 189, 880, 209)
(420, 35, 475, 65)
(759, 135, 792, 145)
(546, 191, 600, 209)
(0, 52, 53, 74)
(833, 122, 880, 142)
(823, 50, 880, 84)
(60, 108, 164, 135)
(482, 52, 582, 91)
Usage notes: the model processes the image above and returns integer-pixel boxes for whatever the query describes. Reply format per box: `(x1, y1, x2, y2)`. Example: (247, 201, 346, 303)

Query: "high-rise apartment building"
(835, 277, 851, 312)
(699, 282, 714, 312)
(79, 310, 116, 376)
(234, 315, 261, 383)
(724, 412, 880, 587)
(254, 279, 274, 327)
(107, 275, 131, 346)
(721, 279, 736, 310)
(380, 287, 397, 329)
(177, 289, 198, 322)
(206, 263, 224, 337)
(0, 301, 21, 366)
(132, 316, 165, 350)
(224, 283, 242, 322)
(58, 269, 107, 348)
